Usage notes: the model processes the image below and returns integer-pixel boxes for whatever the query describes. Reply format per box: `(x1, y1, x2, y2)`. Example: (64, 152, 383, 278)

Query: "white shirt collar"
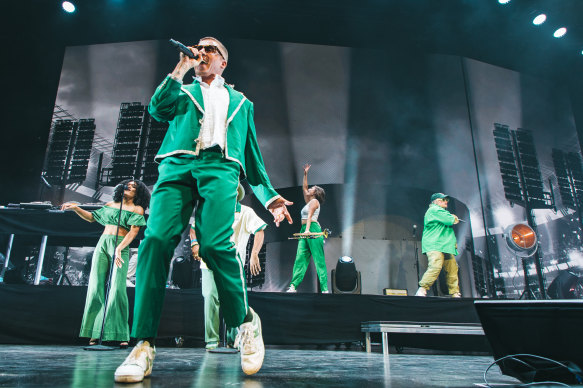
(194, 74, 225, 88)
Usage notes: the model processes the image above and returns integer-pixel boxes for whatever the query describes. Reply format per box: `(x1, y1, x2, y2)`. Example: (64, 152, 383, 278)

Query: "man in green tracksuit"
(415, 193, 461, 298)
(115, 37, 293, 383)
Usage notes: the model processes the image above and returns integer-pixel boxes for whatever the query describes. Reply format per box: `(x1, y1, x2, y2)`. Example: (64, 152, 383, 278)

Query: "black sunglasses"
(193, 45, 224, 59)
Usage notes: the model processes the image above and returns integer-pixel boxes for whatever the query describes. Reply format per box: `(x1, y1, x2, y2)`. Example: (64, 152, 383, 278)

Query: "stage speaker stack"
(475, 300, 583, 385)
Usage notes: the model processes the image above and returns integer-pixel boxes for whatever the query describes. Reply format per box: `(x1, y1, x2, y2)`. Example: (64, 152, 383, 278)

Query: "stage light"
(532, 14, 546, 25)
(504, 223, 537, 257)
(332, 256, 361, 294)
(553, 27, 567, 38)
(62, 1, 75, 13)
(498, 0, 511, 4)
(340, 256, 353, 263)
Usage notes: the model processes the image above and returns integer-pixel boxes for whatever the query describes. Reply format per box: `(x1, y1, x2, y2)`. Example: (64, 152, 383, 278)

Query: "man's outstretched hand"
(268, 197, 293, 227)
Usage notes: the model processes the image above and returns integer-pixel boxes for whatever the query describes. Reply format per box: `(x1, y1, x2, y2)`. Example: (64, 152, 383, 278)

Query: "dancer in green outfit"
(62, 180, 150, 347)
(287, 164, 328, 293)
(415, 192, 461, 298)
(115, 37, 292, 383)
(190, 183, 267, 350)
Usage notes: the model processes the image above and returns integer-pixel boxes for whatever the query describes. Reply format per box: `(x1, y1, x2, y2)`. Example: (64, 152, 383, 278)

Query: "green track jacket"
(148, 75, 279, 208)
(421, 204, 458, 255)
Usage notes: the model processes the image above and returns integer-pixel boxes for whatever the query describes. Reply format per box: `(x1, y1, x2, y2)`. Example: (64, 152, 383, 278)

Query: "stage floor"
(0, 345, 522, 388)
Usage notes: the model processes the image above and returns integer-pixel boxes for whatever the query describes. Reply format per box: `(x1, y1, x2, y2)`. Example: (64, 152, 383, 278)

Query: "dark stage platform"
(0, 285, 489, 352)
(0, 345, 521, 388)
(4, 287, 583, 387)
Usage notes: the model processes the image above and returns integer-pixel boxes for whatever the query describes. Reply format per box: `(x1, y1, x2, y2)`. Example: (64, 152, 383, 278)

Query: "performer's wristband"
(191, 239, 199, 247)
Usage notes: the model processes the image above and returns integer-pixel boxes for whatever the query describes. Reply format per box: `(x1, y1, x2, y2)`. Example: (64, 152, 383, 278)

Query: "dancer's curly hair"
(312, 185, 326, 204)
(112, 179, 151, 210)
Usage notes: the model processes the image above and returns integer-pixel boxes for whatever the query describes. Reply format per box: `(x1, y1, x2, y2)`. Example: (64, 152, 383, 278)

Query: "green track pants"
(132, 152, 247, 339)
(290, 223, 328, 292)
(202, 268, 238, 345)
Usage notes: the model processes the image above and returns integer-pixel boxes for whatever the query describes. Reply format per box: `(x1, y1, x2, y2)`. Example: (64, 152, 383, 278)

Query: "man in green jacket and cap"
(415, 193, 461, 298)
(115, 37, 292, 383)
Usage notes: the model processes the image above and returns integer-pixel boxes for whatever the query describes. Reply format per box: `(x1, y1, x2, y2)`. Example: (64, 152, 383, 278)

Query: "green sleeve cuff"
(254, 224, 267, 234)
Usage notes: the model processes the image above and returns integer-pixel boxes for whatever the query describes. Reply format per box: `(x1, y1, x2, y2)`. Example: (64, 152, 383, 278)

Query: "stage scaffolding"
(493, 123, 555, 299)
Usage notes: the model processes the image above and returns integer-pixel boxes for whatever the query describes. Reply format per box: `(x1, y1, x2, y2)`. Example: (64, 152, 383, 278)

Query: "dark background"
(2, 0, 583, 205)
(2, 0, 583, 297)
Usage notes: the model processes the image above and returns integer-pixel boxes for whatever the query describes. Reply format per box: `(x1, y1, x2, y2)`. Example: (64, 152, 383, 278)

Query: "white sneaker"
(322, 290, 330, 294)
(286, 285, 296, 293)
(451, 292, 461, 298)
(114, 340, 156, 383)
(415, 287, 427, 297)
(234, 307, 265, 375)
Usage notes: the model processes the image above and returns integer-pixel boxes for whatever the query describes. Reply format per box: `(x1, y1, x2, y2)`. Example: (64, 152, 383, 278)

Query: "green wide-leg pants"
(290, 223, 328, 292)
(201, 268, 220, 344)
(132, 153, 248, 339)
(79, 234, 130, 341)
(202, 268, 238, 345)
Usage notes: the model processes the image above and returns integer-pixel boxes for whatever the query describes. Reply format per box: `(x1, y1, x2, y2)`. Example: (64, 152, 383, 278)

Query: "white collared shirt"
(192, 205, 267, 270)
(195, 75, 230, 150)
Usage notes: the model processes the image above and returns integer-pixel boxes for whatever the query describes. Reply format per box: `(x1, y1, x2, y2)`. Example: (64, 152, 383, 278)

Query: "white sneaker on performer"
(415, 287, 427, 297)
(234, 307, 265, 375)
(114, 340, 156, 383)
(286, 285, 296, 293)
(452, 292, 461, 298)
(322, 290, 330, 294)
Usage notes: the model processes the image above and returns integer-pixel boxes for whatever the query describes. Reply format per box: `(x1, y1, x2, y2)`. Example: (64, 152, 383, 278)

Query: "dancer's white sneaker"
(286, 285, 296, 293)
(235, 308, 265, 375)
(114, 340, 156, 383)
(415, 287, 427, 297)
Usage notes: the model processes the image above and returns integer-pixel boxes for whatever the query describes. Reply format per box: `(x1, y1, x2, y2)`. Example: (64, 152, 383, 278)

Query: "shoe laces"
(125, 342, 153, 366)
(235, 323, 256, 353)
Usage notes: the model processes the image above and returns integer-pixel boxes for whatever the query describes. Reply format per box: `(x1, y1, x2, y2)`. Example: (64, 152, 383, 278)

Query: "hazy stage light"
(498, 0, 511, 4)
(532, 14, 546, 25)
(568, 250, 583, 267)
(340, 256, 354, 263)
(553, 27, 567, 38)
(62, 1, 75, 13)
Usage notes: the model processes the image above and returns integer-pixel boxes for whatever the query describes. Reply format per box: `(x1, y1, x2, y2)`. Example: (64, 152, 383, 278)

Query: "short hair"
(312, 185, 326, 204)
(199, 36, 228, 63)
(112, 179, 151, 210)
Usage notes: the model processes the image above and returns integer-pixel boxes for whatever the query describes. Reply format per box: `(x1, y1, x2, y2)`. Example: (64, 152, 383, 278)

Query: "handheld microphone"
(169, 39, 199, 60)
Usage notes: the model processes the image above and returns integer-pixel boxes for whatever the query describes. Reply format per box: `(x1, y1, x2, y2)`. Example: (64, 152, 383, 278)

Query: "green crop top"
(92, 205, 147, 231)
